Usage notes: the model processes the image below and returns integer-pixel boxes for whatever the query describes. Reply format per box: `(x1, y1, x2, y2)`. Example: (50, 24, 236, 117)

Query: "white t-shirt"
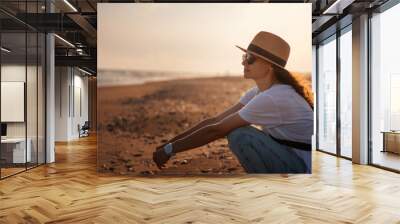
(238, 84, 313, 172)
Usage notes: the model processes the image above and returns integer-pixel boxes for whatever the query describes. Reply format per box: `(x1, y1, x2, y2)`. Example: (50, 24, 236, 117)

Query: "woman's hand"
(155, 142, 168, 151)
(152, 146, 171, 169)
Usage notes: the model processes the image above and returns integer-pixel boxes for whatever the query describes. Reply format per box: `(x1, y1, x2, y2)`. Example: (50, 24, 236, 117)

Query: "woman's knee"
(227, 126, 254, 144)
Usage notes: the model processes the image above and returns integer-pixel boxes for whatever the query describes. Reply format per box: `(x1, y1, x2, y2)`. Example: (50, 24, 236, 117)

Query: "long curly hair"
(272, 65, 314, 110)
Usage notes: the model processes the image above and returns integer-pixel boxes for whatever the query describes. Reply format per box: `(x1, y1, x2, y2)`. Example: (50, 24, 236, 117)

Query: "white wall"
(55, 66, 70, 141)
(1, 65, 36, 138)
(55, 67, 89, 141)
(1, 64, 46, 164)
(1, 65, 26, 133)
(71, 73, 89, 138)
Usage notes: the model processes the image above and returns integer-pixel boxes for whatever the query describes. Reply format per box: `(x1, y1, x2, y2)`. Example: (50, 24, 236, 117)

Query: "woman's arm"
(159, 102, 244, 146)
(172, 113, 249, 153)
(153, 112, 249, 169)
(164, 118, 216, 145)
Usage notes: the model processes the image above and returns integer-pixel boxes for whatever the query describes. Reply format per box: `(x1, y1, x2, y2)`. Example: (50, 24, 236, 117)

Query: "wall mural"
(97, 3, 313, 175)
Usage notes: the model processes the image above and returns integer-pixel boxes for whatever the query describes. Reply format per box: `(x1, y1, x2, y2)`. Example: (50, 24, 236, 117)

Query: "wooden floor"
(372, 151, 400, 171)
(1, 167, 26, 178)
(1, 136, 400, 223)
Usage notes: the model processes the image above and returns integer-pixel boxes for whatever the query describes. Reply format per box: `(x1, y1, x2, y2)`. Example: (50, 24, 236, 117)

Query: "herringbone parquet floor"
(1, 135, 400, 224)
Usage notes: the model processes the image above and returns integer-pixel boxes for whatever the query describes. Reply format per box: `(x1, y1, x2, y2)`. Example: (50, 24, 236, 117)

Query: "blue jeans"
(227, 126, 308, 173)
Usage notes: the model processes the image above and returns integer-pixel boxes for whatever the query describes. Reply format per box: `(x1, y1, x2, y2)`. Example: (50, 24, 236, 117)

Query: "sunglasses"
(242, 53, 257, 65)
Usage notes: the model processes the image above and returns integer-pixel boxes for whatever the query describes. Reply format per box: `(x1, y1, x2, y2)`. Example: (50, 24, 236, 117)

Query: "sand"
(97, 76, 254, 175)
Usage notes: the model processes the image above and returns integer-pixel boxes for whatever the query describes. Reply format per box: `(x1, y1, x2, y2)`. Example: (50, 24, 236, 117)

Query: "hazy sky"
(98, 4, 311, 74)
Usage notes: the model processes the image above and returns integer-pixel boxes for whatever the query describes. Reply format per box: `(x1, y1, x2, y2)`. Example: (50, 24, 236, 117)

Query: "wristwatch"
(163, 143, 175, 156)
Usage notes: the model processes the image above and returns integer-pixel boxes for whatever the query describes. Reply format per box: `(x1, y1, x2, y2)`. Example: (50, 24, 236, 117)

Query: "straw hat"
(236, 31, 290, 70)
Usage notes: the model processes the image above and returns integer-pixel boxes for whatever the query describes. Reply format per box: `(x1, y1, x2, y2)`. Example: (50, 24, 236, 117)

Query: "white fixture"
(1, 47, 11, 53)
(63, 0, 78, 12)
(78, 67, 93, 76)
(54, 34, 75, 48)
(323, 0, 355, 15)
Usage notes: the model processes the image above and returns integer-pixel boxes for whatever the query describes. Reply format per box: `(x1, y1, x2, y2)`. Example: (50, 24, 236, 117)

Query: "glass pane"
(340, 29, 352, 158)
(371, 4, 400, 171)
(27, 31, 38, 169)
(25, 0, 38, 169)
(318, 37, 337, 154)
(1, 31, 27, 177)
(38, 33, 45, 165)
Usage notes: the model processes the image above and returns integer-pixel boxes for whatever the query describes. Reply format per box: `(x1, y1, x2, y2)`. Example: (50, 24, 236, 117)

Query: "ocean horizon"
(98, 69, 240, 87)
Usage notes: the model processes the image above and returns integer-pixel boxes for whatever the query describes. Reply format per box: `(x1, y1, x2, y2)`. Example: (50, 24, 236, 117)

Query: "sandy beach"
(97, 76, 254, 175)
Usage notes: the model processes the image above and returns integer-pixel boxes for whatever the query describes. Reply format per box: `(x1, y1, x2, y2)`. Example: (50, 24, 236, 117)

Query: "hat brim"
(235, 45, 288, 72)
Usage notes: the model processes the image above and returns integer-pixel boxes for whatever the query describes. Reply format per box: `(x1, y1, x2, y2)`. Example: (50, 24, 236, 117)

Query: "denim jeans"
(227, 126, 308, 173)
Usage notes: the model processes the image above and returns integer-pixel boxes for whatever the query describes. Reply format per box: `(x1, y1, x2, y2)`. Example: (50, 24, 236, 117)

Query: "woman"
(152, 31, 314, 173)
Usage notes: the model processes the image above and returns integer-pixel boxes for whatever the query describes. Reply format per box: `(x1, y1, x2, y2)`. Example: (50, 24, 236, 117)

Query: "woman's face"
(242, 53, 273, 80)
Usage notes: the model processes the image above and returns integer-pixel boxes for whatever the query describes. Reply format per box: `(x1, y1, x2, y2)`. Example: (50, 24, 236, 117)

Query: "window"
(339, 27, 352, 158)
(317, 36, 337, 154)
(370, 2, 400, 171)
(0, 2, 46, 179)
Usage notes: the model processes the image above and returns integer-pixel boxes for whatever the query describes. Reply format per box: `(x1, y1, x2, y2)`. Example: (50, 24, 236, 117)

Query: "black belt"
(269, 135, 311, 151)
